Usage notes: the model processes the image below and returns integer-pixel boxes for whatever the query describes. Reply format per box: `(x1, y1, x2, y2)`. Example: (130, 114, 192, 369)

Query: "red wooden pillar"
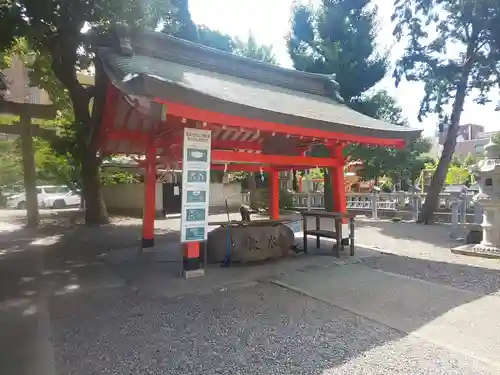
(269, 169, 279, 219)
(142, 145, 156, 249)
(329, 146, 347, 215)
(183, 242, 200, 275)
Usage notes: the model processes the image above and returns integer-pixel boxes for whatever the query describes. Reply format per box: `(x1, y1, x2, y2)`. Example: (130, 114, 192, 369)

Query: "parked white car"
(41, 190, 81, 209)
(5, 185, 74, 209)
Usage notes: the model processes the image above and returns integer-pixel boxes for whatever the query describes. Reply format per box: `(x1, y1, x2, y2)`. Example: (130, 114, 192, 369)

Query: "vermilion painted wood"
(329, 146, 347, 222)
(153, 99, 407, 148)
(268, 170, 279, 220)
(142, 145, 156, 245)
(211, 149, 341, 167)
(184, 242, 199, 258)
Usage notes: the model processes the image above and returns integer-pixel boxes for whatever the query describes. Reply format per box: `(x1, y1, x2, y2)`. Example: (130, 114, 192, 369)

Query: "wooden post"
(371, 190, 378, 219)
(0, 101, 56, 228)
(329, 146, 347, 215)
(269, 169, 279, 219)
(183, 242, 201, 278)
(142, 145, 156, 248)
(20, 114, 39, 227)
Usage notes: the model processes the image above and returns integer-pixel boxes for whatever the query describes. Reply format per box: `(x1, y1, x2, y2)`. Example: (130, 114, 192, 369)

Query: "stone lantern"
(453, 139, 500, 258)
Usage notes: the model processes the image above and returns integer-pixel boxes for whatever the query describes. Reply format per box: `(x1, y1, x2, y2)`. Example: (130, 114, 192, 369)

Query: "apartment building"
(438, 123, 498, 159)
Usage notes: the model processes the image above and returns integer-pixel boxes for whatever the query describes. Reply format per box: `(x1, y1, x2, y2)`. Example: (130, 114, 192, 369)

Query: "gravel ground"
(360, 253, 500, 296)
(51, 282, 497, 375)
(3, 212, 500, 374)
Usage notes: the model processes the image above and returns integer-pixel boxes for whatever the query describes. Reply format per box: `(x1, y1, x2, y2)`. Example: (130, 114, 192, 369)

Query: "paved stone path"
(1, 212, 500, 374)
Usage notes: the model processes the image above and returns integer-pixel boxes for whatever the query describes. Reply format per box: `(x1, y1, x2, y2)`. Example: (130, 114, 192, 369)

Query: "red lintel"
(166, 136, 263, 151)
(142, 162, 274, 173)
(207, 164, 272, 172)
(154, 99, 407, 148)
(105, 130, 264, 152)
(211, 149, 341, 167)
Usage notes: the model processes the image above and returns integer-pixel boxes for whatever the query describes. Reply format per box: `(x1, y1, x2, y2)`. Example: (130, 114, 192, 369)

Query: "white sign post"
(180, 128, 212, 243)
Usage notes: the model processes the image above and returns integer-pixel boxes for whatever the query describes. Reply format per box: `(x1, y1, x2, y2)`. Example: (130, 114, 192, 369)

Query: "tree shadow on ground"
(3, 211, 500, 374)
(50, 239, 500, 375)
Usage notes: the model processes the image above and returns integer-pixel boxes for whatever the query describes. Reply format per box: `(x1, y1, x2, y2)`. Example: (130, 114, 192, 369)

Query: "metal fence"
(241, 190, 483, 238)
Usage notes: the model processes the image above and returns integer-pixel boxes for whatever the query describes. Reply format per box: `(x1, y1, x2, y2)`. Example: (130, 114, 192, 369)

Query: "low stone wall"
(102, 182, 164, 218)
(102, 182, 242, 218)
(210, 183, 242, 211)
(105, 207, 165, 219)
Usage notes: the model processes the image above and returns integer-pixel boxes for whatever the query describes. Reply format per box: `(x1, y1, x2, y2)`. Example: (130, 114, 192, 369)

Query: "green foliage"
(347, 92, 432, 183)
(0, 0, 178, 223)
(445, 165, 470, 185)
(252, 188, 268, 210)
(379, 176, 393, 192)
(0, 136, 80, 188)
(288, 0, 387, 101)
(0, 139, 22, 186)
(197, 26, 234, 52)
(230, 171, 250, 183)
(303, 168, 324, 180)
(34, 139, 80, 188)
(100, 171, 139, 186)
(288, 0, 429, 189)
(233, 34, 277, 64)
(451, 154, 464, 167)
(392, 0, 500, 221)
(1, 38, 30, 97)
(393, 0, 500, 122)
(252, 187, 293, 210)
(162, 3, 277, 64)
(279, 189, 294, 210)
(421, 158, 471, 187)
(166, 0, 198, 42)
(352, 90, 408, 126)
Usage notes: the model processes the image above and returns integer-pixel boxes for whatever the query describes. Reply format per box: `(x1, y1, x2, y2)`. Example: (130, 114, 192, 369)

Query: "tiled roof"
(97, 27, 421, 142)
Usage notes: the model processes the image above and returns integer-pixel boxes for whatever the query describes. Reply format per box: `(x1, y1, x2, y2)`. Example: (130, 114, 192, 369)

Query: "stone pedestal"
(207, 223, 295, 263)
(452, 140, 500, 259)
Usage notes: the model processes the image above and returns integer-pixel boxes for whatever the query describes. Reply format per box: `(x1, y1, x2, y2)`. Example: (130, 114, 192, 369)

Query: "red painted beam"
(105, 130, 266, 152)
(211, 149, 341, 168)
(210, 164, 270, 172)
(143, 162, 271, 173)
(210, 139, 263, 151)
(106, 129, 149, 143)
(157, 136, 263, 151)
(268, 170, 279, 219)
(153, 99, 407, 148)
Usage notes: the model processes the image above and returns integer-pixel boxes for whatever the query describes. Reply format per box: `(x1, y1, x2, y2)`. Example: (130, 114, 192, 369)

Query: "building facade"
(1, 56, 51, 105)
(438, 123, 498, 159)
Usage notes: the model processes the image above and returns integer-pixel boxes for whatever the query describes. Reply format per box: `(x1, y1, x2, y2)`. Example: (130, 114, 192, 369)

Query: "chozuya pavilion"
(93, 25, 420, 275)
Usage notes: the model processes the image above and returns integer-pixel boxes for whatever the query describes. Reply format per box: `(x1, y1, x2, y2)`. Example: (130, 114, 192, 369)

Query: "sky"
(189, 0, 500, 137)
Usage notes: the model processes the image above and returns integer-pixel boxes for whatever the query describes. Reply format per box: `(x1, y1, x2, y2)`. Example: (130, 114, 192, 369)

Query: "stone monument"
(452, 139, 500, 258)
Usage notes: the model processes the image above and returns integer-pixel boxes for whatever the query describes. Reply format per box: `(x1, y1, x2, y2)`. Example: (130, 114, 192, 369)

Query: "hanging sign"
(180, 128, 212, 242)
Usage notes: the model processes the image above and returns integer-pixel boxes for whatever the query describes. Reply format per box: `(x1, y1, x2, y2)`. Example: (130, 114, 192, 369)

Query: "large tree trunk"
(76, 59, 109, 225)
(20, 114, 39, 227)
(49, 36, 110, 226)
(417, 57, 473, 224)
(81, 150, 109, 225)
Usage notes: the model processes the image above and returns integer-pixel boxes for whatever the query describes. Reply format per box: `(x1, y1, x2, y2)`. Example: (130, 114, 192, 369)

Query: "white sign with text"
(180, 128, 212, 242)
